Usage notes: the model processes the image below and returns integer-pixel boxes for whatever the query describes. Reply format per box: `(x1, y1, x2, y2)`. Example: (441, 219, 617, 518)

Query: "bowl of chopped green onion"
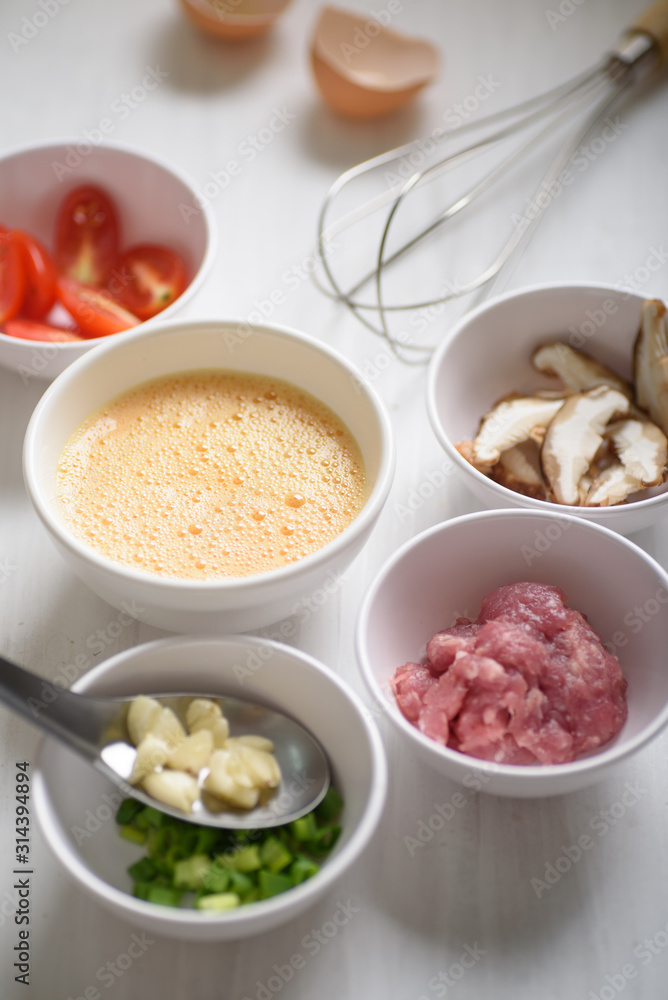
(33, 635, 387, 940)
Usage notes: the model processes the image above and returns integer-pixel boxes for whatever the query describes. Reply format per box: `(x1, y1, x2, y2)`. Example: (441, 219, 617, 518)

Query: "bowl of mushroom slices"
(427, 284, 668, 535)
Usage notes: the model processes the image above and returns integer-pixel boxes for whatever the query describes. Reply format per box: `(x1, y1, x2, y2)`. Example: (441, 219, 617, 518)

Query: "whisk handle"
(631, 0, 668, 64)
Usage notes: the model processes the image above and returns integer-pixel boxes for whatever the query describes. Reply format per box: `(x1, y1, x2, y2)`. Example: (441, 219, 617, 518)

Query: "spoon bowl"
(0, 654, 329, 828)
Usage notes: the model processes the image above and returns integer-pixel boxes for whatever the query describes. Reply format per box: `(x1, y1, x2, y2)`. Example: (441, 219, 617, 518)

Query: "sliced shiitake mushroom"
(541, 386, 630, 505)
(491, 440, 546, 498)
(611, 417, 668, 486)
(585, 417, 668, 506)
(633, 299, 668, 435)
(585, 464, 641, 507)
(532, 342, 633, 398)
(470, 396, 565, 471)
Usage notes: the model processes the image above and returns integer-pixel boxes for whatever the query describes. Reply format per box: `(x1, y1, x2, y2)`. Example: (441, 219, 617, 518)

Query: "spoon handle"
(0, 653, 104, 761)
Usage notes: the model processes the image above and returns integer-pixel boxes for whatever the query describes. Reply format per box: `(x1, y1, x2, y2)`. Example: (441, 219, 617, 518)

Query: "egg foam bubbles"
(56, 369, 367, 579)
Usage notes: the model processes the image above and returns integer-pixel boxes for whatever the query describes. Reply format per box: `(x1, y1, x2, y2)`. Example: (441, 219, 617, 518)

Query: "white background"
(1, 0, 668, 997)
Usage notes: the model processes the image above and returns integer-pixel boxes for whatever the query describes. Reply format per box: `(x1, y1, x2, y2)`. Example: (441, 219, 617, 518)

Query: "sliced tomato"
(0, 231, 26, 323)
(13, 230, 58, 319)
(56, 276, 140, 338)
(3, 318, 85, 343)
(109, 244, 188, 320)
(54, 185, 120, 286)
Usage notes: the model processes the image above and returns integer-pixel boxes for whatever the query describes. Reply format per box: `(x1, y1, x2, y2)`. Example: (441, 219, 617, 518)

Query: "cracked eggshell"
(311, 6, 439, 119)
(426, 283, 668, 535)
(178, 0, 291, 40)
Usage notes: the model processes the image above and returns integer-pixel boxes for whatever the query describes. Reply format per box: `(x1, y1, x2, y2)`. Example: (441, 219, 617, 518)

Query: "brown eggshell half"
(178, 0, 291, 41)
(311, 5, 440, 118)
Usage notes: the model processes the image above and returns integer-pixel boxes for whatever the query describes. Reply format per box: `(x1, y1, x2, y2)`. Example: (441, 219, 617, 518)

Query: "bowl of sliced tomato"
(0, 139, 215, 380)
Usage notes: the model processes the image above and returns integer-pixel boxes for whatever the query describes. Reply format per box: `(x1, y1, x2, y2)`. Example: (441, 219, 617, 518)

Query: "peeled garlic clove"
(225, 739, 281, 787)
(187, 698, 230, 746)
(166, 728, 214, 775)
(223, 749, 256, 789)
(142, 770, 200, 814)
(150, 706, 186, 752)
(229, 734, 275, 754)
(210, 717, 231, 748)
(126, 695, 163, 746)
(186, 698, 222, 731)
(129, 734, 171, 785)
(204, 750, 261, 810)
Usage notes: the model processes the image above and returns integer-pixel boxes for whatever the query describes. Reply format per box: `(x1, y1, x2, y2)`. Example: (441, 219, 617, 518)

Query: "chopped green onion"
(146, 885, 182, 907)
(315, 787, 344, 823)
(259, 870, 293, 898)
(196, 893, 241, 912)
(118, 824, 147, 846)
(128, 857, 159, 883)
(290, 813, 318, 843)
(173, 854, 212, 891)
(290, 855, 319, 885)
(115, 790, 343, 911)
(116, 798, 144, 826)
(260, 836, 293, 874)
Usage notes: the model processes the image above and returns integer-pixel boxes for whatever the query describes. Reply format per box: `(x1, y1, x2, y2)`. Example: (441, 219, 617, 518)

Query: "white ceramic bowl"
(23, 318, 395, 632)
(357, 509, 668, 798)
(427, 283, 667, 535)
(0, 139, 215, 380)
(33, 635, 387, 940)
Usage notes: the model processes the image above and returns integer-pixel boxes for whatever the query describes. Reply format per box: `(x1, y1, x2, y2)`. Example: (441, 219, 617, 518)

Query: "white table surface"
(1, 0, 668, 997)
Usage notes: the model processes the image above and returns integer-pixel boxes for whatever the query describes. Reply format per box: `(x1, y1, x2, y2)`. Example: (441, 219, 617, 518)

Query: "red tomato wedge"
(54, 185, 120, 286)
(3, 319, 85, 343)
(0, 231, 26, 323)
(109, 244, 188, 320)
(56, 276, 140, 338)
(13, 230, 58, 320)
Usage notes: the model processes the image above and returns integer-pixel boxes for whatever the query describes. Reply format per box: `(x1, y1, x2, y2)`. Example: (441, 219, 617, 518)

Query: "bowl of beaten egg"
(23, 319, 394, 632)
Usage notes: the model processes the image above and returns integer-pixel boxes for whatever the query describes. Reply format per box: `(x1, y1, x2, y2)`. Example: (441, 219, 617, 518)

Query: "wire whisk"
(314, 3, 668, 364)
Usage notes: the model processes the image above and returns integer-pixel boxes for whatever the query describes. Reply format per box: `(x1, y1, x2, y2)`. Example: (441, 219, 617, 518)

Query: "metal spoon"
(0, 653, 330, 828)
